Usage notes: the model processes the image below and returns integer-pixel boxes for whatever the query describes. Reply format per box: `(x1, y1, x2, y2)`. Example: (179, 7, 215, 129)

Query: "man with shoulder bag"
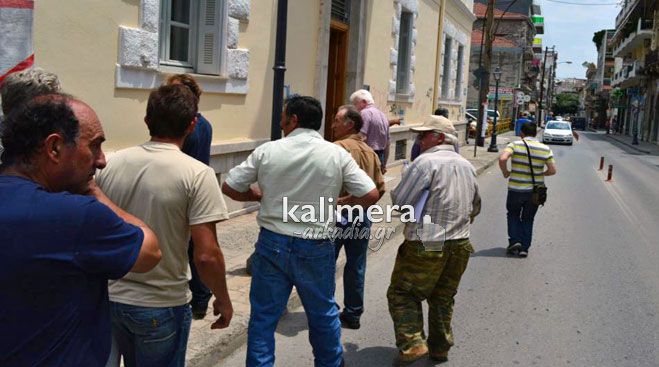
(498, 122, 556, 258)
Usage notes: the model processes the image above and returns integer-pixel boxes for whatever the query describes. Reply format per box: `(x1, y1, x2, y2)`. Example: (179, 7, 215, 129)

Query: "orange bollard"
(599, 157, 605, 170)
(607, 165, 613, 181)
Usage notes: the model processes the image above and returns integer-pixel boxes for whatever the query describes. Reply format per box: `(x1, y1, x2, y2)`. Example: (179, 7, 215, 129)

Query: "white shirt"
(225, 128, 376, 238)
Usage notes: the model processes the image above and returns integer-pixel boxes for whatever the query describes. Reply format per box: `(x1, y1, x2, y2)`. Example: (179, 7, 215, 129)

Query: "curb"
(605, 134, 652, 154)
(188, 151, 502, 367)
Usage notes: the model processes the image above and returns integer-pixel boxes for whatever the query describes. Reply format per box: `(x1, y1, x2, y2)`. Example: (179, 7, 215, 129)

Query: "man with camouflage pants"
(388, 115, 481, 364)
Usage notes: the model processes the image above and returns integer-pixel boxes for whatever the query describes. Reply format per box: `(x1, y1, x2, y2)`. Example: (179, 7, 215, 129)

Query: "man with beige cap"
(387, 115, 481, 364)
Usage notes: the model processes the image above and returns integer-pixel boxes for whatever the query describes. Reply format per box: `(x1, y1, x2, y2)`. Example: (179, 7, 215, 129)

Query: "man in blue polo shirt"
(166, 74, 215, 319)
(0, 95, 161, 366)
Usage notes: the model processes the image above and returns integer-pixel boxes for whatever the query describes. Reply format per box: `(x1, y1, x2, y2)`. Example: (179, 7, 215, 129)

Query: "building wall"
(29, 0, 475, 215)
(362, 0, 438, 123)
(437, 0, 474, 122)
(33, 0, 320, 152)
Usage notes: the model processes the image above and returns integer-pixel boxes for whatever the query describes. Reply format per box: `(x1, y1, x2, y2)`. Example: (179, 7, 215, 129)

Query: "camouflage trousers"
(387, 239, 473, 354)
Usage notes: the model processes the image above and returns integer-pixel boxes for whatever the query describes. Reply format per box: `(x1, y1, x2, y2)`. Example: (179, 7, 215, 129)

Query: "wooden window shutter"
(196, 0, 222, 74)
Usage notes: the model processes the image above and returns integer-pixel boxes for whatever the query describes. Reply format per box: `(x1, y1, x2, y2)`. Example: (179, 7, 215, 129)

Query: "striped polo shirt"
(503, 138, 555, 192)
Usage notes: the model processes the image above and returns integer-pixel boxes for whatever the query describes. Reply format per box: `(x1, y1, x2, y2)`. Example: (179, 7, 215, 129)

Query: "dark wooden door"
(325, 20, 349, 141)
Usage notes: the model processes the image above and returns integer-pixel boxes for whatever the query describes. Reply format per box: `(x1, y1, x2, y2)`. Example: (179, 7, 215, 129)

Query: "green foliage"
(592, 30, 606, 50)
(552, 92, 580, 115)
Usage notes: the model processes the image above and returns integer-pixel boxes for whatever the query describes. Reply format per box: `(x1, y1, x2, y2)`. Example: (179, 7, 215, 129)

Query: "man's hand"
(502, 170, 510, 179)
(210, 297, 233, 329)
(381, 166, 387, 175)
(222, 182, 262, 202)
(84, 178, 102, 197)
(250, 187, 263, 202)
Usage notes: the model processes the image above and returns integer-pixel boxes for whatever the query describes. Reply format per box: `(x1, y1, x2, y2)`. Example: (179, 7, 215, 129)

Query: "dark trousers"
(506, 190, 540, 251)
(334, 216, 372, 322)
(374, 149, 386, 169)
(187, 241, 212, 310)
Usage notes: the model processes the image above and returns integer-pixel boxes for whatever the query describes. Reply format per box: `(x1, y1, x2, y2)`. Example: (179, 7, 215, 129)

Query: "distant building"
(467, 0, 543, 119)
(610, 0, 658, 143)
(555, 78, 587, 94)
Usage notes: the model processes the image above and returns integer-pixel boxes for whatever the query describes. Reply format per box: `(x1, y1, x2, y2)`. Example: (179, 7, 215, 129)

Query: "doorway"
(325, 20, 349, 141)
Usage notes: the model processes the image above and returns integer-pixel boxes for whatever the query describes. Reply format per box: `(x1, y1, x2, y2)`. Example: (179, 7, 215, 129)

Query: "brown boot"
(397, 344, 429, 364)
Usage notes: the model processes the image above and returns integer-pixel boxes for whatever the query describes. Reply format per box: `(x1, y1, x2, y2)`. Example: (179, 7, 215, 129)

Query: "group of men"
(0, 70, 233, 367)
(0, 67, 557, 367)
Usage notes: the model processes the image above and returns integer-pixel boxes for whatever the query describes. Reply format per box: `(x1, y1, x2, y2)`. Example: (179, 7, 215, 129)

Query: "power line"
(545, 0, 619, 5)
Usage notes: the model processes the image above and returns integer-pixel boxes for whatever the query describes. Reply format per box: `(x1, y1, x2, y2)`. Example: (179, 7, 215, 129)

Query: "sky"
(540, 0, 621, 79)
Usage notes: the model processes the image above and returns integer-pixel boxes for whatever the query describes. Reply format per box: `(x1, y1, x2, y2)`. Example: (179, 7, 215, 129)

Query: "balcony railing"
(612, 19, 654, 58)
(612, 60, 645, 87)
(616, 0, 640, 28)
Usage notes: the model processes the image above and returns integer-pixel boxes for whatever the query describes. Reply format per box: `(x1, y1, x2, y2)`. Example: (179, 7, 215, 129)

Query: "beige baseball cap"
(410, 115, 457, 135)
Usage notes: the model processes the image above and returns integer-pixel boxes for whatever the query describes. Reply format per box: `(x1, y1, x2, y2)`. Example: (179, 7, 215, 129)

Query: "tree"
(552, 92, 579, 115)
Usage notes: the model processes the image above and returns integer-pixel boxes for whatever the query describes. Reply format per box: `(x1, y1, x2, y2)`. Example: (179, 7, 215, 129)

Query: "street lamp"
(488, 67, 502, 152)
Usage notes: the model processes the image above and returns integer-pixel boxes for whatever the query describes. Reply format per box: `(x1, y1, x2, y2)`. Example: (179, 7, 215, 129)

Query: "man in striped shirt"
(499, 122, 557, 257)
(387, 115, 481, 364)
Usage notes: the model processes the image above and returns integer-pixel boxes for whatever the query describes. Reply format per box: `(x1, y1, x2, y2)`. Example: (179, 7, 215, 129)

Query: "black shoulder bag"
(522, 139, 547, 206)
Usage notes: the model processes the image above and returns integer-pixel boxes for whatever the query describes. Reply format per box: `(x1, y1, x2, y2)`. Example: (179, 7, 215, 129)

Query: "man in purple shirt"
(350, 89, 390, 174)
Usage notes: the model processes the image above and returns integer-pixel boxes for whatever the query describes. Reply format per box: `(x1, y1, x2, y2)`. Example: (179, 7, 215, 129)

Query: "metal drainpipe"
(270, 0, 289, 141)
(432, 0, 448, 114)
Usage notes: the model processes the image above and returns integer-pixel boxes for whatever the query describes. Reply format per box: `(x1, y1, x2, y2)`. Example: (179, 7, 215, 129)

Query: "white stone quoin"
(116, 0, 251, 93)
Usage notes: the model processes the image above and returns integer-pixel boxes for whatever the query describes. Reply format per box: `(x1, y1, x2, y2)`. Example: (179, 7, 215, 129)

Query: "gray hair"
(1, 68, 62, 116)
(349, 89, 375, 105)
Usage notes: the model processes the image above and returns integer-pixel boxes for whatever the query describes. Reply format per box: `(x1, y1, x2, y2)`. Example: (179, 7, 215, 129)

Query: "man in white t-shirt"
(97, 85, 232, 367)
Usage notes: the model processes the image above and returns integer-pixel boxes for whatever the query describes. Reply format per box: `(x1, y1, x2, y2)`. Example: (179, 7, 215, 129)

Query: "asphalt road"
(219, 132, 659, 367)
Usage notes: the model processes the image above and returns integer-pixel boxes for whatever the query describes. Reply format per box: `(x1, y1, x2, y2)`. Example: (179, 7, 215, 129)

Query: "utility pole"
(475, 0, 495, 150)
(537, 45, 554, 127)
(546, 53, 555, 120)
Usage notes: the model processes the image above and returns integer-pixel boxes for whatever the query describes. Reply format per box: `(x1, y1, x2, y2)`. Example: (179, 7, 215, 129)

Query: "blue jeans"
(506, 190, 540, 251)
(108, 302, 192, 367)
(334, 216, 371, 322)
(188, 241, 212, 311)
(247, 228, 342, 367)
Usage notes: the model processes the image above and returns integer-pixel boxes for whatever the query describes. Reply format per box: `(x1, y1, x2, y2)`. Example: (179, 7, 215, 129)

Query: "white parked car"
(542, 121, 573, 145)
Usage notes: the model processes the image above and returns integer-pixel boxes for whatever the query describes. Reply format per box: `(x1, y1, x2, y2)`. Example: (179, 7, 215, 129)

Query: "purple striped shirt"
(359, 104, 390, 151)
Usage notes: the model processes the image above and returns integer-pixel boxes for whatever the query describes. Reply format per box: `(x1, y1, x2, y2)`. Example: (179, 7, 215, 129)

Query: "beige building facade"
(30, 0, 474, 215)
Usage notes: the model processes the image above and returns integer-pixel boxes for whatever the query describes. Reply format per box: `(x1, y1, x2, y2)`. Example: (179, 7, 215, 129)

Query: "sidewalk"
(604, 132, 659, 155)
(186, 132, 515, 367)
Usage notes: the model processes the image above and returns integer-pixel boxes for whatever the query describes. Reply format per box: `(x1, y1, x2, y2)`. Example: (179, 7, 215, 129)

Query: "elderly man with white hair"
(0, 68, 62, 162)
(349, 89, 390, 174)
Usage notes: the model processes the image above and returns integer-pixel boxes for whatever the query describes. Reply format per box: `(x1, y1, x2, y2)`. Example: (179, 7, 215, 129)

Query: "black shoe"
(506, 242, 522, 255)
(518, 250, 528, 258)
(191, 305, 208, 320)
(339, 313, 360, 329)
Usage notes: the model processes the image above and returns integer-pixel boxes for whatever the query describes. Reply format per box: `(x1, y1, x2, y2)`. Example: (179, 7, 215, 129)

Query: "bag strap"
(522, 139, 536, 186)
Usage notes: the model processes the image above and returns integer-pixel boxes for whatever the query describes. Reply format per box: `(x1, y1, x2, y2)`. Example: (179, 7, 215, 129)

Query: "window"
(441, 37, 452, 99)
(395, 139, 407, 160)
(331, 0, 351, 24)
(455, 45, 464, 100)
(396, 11, 414, 95)
(159, 0, 226, 75)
